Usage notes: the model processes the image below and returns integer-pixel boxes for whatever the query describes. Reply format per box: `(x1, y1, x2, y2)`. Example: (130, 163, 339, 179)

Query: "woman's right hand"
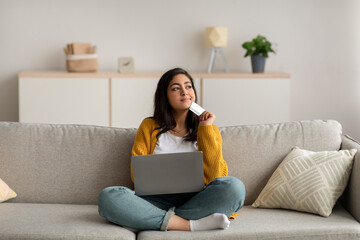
(199, 111, 216, 126)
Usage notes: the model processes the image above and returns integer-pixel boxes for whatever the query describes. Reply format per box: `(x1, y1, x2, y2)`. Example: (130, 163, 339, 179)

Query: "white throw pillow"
(252, 147, 357, 217)
(0, 178, 17, 202)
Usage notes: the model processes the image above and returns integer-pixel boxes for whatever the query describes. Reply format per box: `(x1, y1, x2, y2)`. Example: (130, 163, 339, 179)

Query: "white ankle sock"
(189, 213, 230, 231)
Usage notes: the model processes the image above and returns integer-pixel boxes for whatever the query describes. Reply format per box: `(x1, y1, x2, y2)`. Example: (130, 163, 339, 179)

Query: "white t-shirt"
(153, 131, 198, 154)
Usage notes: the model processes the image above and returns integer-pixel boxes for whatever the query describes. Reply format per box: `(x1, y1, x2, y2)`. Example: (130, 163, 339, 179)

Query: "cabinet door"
(111, 78, 201, 128)
(202, 78, 290, 126)
(111, 78, 159, 128)
(19, 77, 109, 126)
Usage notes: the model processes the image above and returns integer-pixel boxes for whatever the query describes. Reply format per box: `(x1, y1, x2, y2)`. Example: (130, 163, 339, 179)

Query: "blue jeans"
(98, 176, 245, 231)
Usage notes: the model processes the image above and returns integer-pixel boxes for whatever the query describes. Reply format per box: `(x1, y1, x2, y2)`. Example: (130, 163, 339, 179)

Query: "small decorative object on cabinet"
(118, 57, 134, 73)
(206, 27, 229, 73)
(242, 35, 275, 73)
(64, 42, 98, 72)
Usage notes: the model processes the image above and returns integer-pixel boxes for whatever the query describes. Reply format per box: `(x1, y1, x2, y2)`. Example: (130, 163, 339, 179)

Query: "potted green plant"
(242, 35, 276, 73)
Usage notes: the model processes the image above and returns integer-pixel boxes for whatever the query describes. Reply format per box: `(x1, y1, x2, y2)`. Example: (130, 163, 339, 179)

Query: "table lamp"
(206, 27, 229, 73)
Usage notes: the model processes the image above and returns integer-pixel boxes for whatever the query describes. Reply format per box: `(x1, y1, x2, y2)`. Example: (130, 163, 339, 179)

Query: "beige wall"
(1, 0, 360, 139)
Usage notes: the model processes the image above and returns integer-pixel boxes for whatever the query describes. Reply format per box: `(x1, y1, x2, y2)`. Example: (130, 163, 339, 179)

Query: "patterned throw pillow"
(252, 147, 357, 217)
(0, 178, 17, 202)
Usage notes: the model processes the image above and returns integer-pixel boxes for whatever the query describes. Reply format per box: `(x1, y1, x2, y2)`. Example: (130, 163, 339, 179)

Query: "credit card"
(189, 102, 205, 116)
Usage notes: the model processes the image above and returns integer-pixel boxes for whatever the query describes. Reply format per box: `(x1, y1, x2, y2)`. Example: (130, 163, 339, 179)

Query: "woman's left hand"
(199, 111, 216, 126)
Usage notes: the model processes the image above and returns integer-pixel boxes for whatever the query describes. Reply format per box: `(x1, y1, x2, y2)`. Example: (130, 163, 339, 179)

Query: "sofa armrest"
(341, 134, 360, 222)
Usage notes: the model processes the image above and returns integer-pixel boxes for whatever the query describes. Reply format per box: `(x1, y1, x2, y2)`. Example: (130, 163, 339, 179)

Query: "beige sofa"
(0, 120, 359, 240)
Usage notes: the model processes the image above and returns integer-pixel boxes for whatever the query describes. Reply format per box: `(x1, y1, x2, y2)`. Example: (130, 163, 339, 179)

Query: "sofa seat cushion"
(0, 203, 135, 240)
(137, 205, 360, 240)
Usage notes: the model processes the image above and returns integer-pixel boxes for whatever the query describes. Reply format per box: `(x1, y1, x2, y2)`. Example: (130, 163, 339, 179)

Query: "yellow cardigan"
(131, 118, 228, 185)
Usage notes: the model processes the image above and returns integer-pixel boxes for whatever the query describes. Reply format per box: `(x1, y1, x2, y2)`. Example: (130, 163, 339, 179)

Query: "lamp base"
(207, 47, 229, 73)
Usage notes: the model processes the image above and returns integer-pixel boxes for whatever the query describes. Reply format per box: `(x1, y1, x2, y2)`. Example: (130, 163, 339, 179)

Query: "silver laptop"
(131, 151, 204, 196)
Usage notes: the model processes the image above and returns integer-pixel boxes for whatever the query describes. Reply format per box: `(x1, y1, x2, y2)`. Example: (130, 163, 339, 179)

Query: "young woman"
(98, 68, 245, 231)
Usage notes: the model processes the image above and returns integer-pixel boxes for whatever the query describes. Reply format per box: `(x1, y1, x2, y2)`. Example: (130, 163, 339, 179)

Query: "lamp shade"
(206, 27, 228, 47)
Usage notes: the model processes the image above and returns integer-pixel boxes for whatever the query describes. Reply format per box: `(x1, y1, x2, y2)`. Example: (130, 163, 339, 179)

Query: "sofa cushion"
(252, 147, 357, 216)
(0, 122, 137, 204)
(220, 120, 342, 205)
(0, 203, 136, 240)
(0, 178, 17, 202)
(137, 205, 360, 240)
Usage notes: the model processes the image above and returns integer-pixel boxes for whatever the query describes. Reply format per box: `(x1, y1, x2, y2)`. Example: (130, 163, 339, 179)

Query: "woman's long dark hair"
(152, 68, 199, 142)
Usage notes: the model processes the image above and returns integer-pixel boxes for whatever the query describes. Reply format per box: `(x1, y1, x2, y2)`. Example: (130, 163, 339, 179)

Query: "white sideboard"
(18, 72, 290, 128)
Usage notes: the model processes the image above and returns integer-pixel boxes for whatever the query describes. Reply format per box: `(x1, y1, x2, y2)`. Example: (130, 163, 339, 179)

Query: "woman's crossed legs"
(98, 176, 245, 231)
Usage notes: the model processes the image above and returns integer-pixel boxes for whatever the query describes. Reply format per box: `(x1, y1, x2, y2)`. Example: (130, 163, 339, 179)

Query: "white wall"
(1, 0, 360, 138)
